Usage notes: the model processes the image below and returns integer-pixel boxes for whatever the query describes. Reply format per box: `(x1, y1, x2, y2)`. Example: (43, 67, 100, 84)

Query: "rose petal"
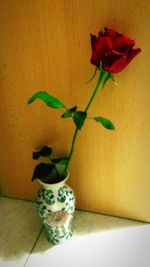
(91, 36, 113, 67)
(126, 47, 142, 64)
(102, 47, 141, 73)
(90, 34, 97, 51)
(102, 50, 127, 73)
(112, 35, 135, 50)
(104, 28, 135, 49)
(103, 28, 119, 38)
(115, 45, 131, 54)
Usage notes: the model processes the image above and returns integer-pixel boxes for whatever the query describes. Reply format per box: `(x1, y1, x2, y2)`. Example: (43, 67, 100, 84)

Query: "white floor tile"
(0, 197, 42, 267)
(25, 210, 149, 267)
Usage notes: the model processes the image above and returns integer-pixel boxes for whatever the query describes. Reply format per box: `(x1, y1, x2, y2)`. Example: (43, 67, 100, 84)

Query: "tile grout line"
(23, 225, 44, 267)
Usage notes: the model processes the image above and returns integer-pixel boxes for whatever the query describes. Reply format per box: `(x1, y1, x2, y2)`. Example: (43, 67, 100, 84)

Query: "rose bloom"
(90, 27, 141, 73)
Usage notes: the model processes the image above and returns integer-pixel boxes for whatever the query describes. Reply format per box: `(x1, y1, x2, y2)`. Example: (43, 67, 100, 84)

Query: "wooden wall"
(0, 0, 150, 222)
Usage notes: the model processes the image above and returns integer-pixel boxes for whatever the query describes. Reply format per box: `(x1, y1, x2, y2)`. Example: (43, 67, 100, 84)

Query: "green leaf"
(61, 106, 77, 118)
(94, 116, 115, 130)
(33, 146, 52, 159)
(73, 111, 87, 130)
(51, 157, 69, 165)
(28, 91, 66, 109)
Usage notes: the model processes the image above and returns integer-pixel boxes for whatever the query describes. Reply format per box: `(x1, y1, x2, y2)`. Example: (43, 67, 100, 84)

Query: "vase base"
(46, 230, 72, 245)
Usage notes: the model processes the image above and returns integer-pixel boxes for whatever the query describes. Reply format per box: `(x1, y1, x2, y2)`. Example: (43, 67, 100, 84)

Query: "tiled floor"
(0, 196, 150, 267)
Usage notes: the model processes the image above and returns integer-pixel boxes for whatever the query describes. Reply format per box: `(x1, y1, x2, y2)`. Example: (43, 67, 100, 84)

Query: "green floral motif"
(37, 204, 47, 217)
(57, 186, 69, 202)
(44, 223, 72, 244)
(57, 186, 66, 202)
(65, 200, 75, 213)
(37, 188, 45, 199)
(44, 189, 55, 205)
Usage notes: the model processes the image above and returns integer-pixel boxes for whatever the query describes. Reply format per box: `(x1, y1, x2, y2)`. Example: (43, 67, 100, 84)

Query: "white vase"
(36, 173, 75, 244)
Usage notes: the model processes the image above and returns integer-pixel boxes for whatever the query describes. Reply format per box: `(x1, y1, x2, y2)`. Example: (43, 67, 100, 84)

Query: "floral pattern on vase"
(36, 174, 75, 244)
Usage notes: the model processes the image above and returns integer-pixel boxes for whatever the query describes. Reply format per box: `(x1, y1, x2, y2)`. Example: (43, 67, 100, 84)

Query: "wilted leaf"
(33, 146, 52, 159)
(32, 163, 60, 183)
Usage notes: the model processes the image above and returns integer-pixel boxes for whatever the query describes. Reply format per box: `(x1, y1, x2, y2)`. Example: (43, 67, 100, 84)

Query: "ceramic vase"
(36, 173, 75, 244)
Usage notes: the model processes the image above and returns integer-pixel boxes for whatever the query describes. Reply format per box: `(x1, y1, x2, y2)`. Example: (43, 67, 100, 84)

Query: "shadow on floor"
(0, 196, 42, 260)
(0, 197, 145, 260)
(29, 209, 145, 253)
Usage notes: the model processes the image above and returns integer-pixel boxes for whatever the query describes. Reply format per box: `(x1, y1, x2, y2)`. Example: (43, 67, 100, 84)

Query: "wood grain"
(0, 0, 150, 222)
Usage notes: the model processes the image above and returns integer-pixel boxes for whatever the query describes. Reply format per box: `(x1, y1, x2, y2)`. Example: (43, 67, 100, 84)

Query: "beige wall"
(0, 0, 150, 222)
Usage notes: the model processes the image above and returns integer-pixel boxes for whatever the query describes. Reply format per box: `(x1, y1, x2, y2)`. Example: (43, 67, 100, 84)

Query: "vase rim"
(37, 172, 69, 188)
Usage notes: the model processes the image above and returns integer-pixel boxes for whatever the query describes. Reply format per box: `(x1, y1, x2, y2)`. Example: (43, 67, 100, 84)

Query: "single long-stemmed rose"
(28, 27, 141, 184)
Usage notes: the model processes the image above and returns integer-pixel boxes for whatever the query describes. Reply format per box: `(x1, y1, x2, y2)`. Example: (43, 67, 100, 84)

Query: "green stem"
(85, 70, 109, 112)
(62, 127, 79, 176)
(62, 70, 109, 177)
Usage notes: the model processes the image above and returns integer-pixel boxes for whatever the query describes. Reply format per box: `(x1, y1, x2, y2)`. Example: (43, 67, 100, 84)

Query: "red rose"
(90, 28, 141, 73)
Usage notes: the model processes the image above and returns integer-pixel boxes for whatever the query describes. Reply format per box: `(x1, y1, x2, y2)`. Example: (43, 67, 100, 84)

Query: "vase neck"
(38, 173, 69, 190)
